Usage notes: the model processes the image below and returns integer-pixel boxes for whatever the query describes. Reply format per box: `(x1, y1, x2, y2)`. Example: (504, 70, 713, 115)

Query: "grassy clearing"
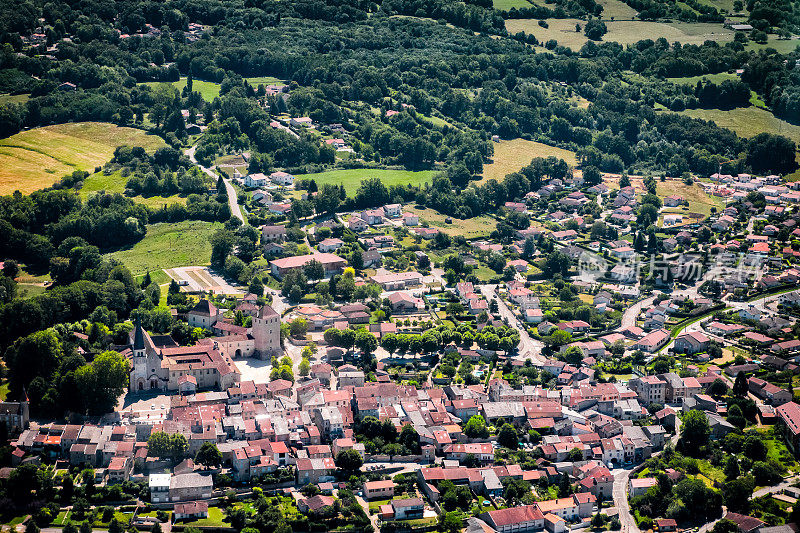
(141, 76, 221, 101)
(0, 122, 166, 195)
(293, 168, 436, 195)
(0, 93, 29, 105)
(656, 180, 723, 217)
(106, 220, 221, 275)
(746, 38, 800, 54)
(505, 19, 734, 50)
(677, 106, 800, 146)
(597, 0, 639, 19)
(244, 76, 286, 86)
(493, 0, 533, 9)
(479, 138, 577, 185)
(668, 72, 740, 86)
(407, 205, 497, 238)
(80, 170, 187, 208)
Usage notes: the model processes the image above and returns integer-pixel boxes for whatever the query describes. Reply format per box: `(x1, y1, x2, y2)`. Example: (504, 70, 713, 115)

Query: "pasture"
(677, 106, 800, 146)
(294, 168, 436, 195)
(505, 19, 734, 50)
(105, 220, 221, 275)
(0, 122, 165, 195)
(492, 0, 533, 9)
(478, 138, 578, 185)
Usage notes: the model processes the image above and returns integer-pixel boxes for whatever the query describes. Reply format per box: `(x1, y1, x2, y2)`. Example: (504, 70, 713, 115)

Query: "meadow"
(677, 106, 800, 146)
(478, 138, 578, 184)
(0, 122, 166, 195)
(492, 0, 533, 9)
(141, 76, 222, 101)
(105, 220, 221, 275)
(505, 19, 734, 50)
(80, 170, 187, 208)
(294, 168, 436, 194)
(406, 205, 497, 238)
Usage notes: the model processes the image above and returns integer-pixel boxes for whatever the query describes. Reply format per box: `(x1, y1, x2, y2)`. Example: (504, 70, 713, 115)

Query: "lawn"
(407, 205, 497, 238)
(478, 138, 577, 185)
(80, 170, 188, 208)
(181, 506, 229, 527)
(0, 122, 166, 195)
(656, 180, 723, 218)
(105, 220, 221, 275)
(0, 381, 8, 401)
(141, 77, 221, 101)
(244, 76, 286, 86)
(17, 283, 46, 298)
(493, 0, 533, 9)
(505, 19, 734, 51)
(293, 168, 436, 195)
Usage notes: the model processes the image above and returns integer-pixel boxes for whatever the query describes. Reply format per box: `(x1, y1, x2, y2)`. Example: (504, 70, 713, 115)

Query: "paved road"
(613, 468, 639, 533)
(185, 144, 244, 223)
(613, 416, 681, 533)
(478, 284, 545, 364)
(621, 295, 654, 330)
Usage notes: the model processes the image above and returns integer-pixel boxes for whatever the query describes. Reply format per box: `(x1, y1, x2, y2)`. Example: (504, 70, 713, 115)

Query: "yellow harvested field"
(0, 122, 165, 195)
(406, 206, 497, 238)
(505, 19, 734, 51)
(479, 138, 577, 184)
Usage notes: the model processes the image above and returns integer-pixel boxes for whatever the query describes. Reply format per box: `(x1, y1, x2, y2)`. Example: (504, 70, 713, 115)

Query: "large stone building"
(127, 302, 281, 392)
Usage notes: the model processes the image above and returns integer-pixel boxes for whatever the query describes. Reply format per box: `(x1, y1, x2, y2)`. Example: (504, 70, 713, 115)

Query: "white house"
(245, 173, 270, 188)
(270, 171, 294, 186)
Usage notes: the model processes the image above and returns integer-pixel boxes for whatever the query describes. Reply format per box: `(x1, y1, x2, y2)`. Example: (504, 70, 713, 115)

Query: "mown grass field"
(106, 220, 221, 275)
(141, 76, 221, 101)
(678, 106, 800, 146)
(244, 76, 286, 86)
(80, 170, 187, 208)
(478, 138, 577, 185)
(294, 168, 436, 195)
(406, 205, 497, 238)
(492, 0, 532, 9)
(0, 122, 166, 195)
(596, 0, 639, 19)
(668, 72, 740, 86)
(505, 19, 734, 50)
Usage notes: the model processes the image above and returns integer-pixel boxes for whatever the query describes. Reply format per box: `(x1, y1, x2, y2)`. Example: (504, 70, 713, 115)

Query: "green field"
(677, 105, 800, 146)
(81, 170, 187, 208)
(106, 220, 221, 275)
(505, 19, 734, 50)
(668, 72, 740, 86)
(181, 506, 229, 527)
(479, 138, 577, 185)
(0, 93, 29, 105)
(244, 76, 286, 86)
(294, 168, 436, 195)
(492, 0, 533, 9)
(746, 37, 800, 54)
(141, 76, 221, 101)
(0, 122, 166, 195)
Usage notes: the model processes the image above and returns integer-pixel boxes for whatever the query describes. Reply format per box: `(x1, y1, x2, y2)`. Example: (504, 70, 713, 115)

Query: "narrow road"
(620, 295, 654, 330)
(478, 284, 545, 364)
(185, 144, 244, 223)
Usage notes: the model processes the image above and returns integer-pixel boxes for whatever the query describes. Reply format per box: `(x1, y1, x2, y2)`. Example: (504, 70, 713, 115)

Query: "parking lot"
(165, 266, 244, 294)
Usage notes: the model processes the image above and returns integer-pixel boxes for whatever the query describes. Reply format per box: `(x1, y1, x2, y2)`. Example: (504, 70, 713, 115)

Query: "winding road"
(185, 144, 244, 223)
